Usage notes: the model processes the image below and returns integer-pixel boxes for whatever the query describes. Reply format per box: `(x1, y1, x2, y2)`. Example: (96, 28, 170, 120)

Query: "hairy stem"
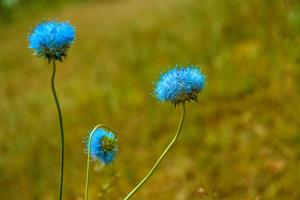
(51, 61, 65, 200)
(123, 103, 186, 200)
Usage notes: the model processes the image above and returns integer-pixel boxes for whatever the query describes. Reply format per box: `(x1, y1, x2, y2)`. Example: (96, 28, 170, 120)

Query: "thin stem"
(51, 61, 65, 200)
(123, 103, 186, 200)
(84, 124, 116, 200)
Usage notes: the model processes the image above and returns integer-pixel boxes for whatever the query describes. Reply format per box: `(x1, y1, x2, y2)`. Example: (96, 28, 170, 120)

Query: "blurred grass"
(1, 0, 300, 199)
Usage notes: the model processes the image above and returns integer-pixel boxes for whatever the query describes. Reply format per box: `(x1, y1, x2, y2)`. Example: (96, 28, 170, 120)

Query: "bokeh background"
(1, 0, 300, 199)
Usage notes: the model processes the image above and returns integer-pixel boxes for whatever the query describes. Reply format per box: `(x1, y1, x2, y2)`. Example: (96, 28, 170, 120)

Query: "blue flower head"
(28, 20, 75, 62)
(87, 128, 118, 165)
(154, 65, 206, 104)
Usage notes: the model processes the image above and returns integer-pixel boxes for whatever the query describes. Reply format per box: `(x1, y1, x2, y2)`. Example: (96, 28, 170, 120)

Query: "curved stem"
(123, 103, 186, 200)
(51, 61, 65, 200)
(84, 124, 116, 200)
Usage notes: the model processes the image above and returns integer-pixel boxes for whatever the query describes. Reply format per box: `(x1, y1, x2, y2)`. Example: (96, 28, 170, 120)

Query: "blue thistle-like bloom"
(154, 65, 206, 104)
(28, 20, 75, 62)
(87, 128, 118, 165)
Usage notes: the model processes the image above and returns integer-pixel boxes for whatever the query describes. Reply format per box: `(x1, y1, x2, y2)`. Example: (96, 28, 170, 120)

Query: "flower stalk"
(84, 124, 117, 200)
(51, 61, 65, 200)
(124, 103, 186, 200)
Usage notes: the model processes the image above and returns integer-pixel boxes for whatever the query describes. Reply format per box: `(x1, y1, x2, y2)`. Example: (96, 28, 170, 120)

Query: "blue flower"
(87, 128, 118, 165)
(28, 20, 75, 62)
(154, 65, 205, 104)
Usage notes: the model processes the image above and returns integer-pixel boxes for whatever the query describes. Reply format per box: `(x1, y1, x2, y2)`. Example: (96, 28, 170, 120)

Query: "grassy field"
(1, 0, 300, 199)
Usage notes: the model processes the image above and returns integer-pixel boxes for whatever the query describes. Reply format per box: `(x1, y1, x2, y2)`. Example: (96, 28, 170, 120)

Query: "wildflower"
(28, 20, 75, 62)
(87, 128, 118, 165)
(154, 65, 205, 104)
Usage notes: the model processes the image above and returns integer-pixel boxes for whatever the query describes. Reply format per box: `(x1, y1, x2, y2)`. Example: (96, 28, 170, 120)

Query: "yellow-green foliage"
(0, 0, 300, 199)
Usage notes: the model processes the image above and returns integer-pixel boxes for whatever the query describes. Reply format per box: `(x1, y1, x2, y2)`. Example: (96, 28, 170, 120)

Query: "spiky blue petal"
(87, 128, 118, 165)
(28, 20, 75, 62)
(154, 65, 205, 104)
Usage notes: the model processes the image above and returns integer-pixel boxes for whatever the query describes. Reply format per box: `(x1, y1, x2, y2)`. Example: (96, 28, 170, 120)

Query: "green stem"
(123, 103, 186, 200)
(51, 61, 65, 200)
(84, 124, 116, 200)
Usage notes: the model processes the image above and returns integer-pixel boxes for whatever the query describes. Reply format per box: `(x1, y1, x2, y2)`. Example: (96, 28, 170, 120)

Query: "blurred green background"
(1, 0, 300, 199)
